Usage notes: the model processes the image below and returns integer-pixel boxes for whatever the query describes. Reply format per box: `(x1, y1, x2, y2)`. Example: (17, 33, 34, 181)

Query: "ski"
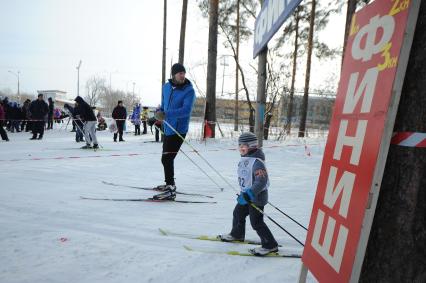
(80, 196, 216, 204)
(159, 228, 283, 247)
(159, 228, 273, 246)
(183, 245, 301, 258)
(101, 181, 214, 199)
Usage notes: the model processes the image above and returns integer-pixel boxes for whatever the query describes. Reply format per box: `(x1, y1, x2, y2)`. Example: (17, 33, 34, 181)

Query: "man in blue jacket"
(153, 63, 195, 200)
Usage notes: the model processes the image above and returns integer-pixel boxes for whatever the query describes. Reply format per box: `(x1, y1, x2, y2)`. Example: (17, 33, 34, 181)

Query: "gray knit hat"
(238, 132, 258, 148)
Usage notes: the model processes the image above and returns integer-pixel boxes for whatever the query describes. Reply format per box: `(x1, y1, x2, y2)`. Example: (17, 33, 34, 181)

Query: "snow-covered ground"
(0, 124, 325, 283)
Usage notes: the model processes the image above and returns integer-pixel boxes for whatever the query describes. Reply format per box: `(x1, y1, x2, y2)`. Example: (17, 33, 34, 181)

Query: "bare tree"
(198, 0, 259, 132)
(84, 76, 107, 106)
(285, 8, 302, 135)
(298, 0, 316, 138)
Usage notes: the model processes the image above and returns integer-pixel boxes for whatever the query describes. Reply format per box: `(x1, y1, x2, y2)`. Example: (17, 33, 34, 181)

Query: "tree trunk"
(178, 0, 188, 65)
(249, 108, 255, 133)
(234, 0, 240, 132)
(342, 0, 358, 66)
(263, 113, 273, 140)
(298, 0, 316, 138)
(286, 9, 300, 135)
(161, 0, 167, 87)
(204, 0, 219, 138)
(360, 3, 426, 282)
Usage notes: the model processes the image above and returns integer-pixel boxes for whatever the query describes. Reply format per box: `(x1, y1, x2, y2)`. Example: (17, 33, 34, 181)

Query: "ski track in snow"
(0, 127, 323, 283)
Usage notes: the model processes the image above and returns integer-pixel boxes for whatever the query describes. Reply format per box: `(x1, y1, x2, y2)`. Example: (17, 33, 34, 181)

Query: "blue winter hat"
(238, 132, 258, 148)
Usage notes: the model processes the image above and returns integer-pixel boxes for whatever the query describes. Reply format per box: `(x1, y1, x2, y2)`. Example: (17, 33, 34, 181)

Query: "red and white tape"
(391, 132, 426, 148)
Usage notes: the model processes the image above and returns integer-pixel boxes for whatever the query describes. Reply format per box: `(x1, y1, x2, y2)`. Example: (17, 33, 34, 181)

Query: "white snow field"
(0, 124, 325, 283)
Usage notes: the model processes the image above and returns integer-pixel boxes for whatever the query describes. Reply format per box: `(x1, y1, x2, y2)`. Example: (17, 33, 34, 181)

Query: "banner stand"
(298, 263, 308, 283)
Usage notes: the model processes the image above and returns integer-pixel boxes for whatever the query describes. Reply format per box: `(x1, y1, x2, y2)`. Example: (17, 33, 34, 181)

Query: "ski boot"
(152, 185, 176, 200)
(81, 144, 92, 149)
(93, 144, 99, 150)
(249, 246, 279, 256)
(217, 234, 244, 242)
(154, 184, 168, 191)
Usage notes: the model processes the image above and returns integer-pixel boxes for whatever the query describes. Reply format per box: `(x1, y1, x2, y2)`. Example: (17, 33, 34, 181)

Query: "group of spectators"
(111, 101, 162, 142)
(0, 94, 67, 142)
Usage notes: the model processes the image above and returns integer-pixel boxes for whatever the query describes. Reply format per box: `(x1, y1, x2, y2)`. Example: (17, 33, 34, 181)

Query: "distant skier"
(74, 96, 98, 149)
(112, 100, 127, 142)
(218, 132, 279, 256)
(152, 63, 196, 200)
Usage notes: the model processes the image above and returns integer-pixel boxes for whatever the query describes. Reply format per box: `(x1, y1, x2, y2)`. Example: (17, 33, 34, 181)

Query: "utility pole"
(255, 47, 267, 146)
(255, 0, 267, 146)
(220, 56, 229, 98)
(76, 60, 82, 97)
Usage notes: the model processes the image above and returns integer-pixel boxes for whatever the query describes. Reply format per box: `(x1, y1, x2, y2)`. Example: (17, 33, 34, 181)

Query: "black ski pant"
(230, 203, 278, 249)
(0, 121, 8, 140)
(114, 120, 125, 141)
(142, 121, 147, 134)
(47, 115, 53, 129)
(32, 121, 45, 138)
(134, 124, 140, 135)
(161, 134, 185, 185)
(155, 127, 160, 142)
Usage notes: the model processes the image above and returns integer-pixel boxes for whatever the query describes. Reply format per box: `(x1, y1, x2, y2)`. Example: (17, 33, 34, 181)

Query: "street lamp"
(8, 70, 20, 101)
(76, 60, 82, 96)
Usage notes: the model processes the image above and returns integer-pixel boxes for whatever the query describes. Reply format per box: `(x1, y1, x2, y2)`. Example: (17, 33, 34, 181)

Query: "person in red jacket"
(0, 100, 9, 141)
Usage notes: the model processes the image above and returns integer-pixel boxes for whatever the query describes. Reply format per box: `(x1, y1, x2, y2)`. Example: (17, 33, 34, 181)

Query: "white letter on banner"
(267, 0, 284, 31)
(352, 15, 395, 62)
(324, 166, 355, 218)
(343, 67, 379, 114)
(333, 120, 368, 166)
(311, 209, 349, 272)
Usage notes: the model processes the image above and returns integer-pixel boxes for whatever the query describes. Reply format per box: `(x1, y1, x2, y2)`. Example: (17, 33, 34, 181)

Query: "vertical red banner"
(302, 0, 416, 282)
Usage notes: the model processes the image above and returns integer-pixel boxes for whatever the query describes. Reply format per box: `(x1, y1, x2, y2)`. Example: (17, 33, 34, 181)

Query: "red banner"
(302, 0, 416, 282)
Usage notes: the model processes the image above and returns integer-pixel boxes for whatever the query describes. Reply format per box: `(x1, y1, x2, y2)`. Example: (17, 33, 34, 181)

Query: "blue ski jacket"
(161, 78, 195, 136)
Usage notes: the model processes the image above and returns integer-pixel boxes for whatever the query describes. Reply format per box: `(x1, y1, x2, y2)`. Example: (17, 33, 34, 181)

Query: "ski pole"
(154, 124, 224, 191)
(249, 203, 305, 247)
(74, 116, 103, 149)
(161, 119, 305, 246)
(60, 117, 70, 131)
(267, 201, 308, 231)
(162, 119, 238, 193)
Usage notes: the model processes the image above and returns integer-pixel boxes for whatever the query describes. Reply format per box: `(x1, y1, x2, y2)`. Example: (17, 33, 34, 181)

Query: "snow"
(0, 124, 325, 283)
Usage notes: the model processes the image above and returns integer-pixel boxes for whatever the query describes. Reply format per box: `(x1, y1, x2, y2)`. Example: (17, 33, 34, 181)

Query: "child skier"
(219, 132, 279, 256)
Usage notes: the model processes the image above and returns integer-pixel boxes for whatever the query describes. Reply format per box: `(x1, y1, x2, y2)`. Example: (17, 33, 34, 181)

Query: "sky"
(0, 0, 345, 107)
